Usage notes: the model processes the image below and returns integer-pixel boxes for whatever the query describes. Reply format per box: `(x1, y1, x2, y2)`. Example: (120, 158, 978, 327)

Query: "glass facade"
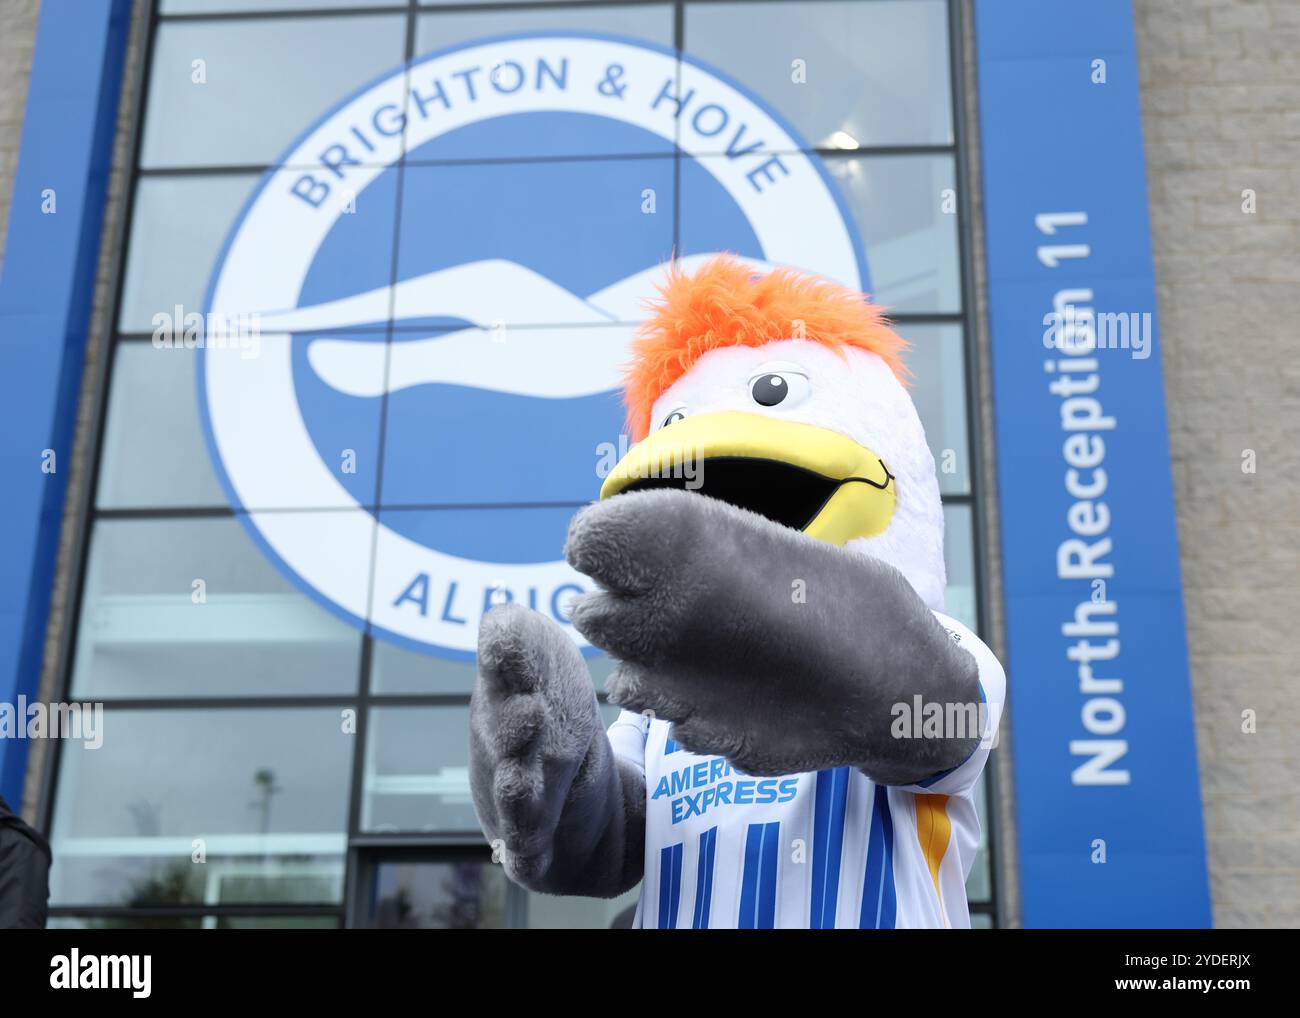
(43, 0, 996, 928)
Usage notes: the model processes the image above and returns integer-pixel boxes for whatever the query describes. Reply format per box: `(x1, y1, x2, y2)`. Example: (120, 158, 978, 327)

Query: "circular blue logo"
(201, 32, 867, 657)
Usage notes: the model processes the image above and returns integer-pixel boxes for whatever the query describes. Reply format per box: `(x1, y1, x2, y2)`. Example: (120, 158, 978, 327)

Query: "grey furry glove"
(566, 488, 982, 785)
(470, 604, 645, 897)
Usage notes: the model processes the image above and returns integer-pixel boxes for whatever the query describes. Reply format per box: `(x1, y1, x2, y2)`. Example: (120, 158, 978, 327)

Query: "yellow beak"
(599, 411, 896, 546)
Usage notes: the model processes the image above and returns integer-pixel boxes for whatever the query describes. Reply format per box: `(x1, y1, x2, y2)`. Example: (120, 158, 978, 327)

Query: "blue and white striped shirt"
(607, 610, 1004, 929)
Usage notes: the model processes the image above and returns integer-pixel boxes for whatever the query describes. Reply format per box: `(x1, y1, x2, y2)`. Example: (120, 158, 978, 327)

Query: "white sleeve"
(605, 709, 649, 776)
(894, 610, 1006, 797)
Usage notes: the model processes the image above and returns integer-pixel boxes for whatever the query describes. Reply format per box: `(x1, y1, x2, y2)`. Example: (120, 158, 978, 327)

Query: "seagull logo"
(262, 255, 777, 400)
(199, 33, 867, 658)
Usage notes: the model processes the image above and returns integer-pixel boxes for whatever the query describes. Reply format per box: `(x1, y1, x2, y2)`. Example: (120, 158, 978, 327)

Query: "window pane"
(394, 158, 673, 326)
(71, 518, 364, 699)
(95, 342, 227, 508)
(140, 16, 406, 168)
(679, 153, 959, 314)
(591, 655, 617, 696)
(370, 640, 477, 694)
(362, 705, 475, 833)
(526, 884, 640, 929)
(419, 0, 556, 6)
(598, 698, 623, 729)
(369, 859, 508, 929)
(899, 323, 970, 496)
(370, 635, 614, 694)
(943, 502, 976, 632)
(48, 707, 353, 907)
(823, 154, 961, 313)
(683, 0, 952, 148)
(966, 771, 992, 904)
(412, 7, 674, 162)
(415, 5, 673, 59)
(117, 175, 258, 334)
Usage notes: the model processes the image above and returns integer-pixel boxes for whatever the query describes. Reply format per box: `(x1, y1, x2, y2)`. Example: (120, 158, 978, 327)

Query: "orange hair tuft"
(622, 254, 909, 441)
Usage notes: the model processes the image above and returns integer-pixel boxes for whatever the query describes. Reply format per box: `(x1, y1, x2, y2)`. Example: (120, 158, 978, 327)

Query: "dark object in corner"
(0, 794, 51, 929)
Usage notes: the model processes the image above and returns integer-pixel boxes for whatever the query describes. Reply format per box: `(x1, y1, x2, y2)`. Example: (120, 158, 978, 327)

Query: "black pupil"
(752, 373, 788, 406)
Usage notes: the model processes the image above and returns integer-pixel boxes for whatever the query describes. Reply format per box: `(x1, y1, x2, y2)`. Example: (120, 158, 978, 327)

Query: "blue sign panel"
(0, 0, 131, 806)
(975, 0, 1210, 926)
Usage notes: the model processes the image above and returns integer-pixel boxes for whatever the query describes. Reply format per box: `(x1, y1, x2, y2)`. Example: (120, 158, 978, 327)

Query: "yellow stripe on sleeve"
(914, 793, 952, 920)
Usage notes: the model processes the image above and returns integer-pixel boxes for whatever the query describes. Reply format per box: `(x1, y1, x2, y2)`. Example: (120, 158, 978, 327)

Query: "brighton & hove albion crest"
(200, 32, 868, 658)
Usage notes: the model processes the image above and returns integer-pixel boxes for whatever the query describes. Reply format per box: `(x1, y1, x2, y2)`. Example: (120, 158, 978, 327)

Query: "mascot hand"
(566, 488, 981, 782)
(470, 604, 644, 896)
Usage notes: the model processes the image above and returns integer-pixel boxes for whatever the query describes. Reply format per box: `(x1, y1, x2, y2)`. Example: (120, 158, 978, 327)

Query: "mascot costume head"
(603, 253, 946, 610)
(470, 256, 1004, 929)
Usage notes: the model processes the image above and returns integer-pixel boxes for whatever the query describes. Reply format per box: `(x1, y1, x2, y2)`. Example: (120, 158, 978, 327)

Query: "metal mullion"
(92, 501, 600, 518)
(349, 692, 473, 706)
(413, 0, 675, 12)
(343, 0, 419, 929)
(37, 0, 163, 835)
(350, 831, 487, 848)
(808, 144, 957, 158)
(129, 147, 958, 177)
(158, 5, 410, 24)
(157, 0, 686, 23)
(948, 0, 1001, 926)
(72, 695, 365, 711)
(93, 505, 237, 519)
(888, 312, 965, 324)
(135, 163, 271, 177)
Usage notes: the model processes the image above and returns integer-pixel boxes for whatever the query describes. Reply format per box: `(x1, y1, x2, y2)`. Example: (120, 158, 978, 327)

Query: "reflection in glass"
(897, 324, 970, 496)
(679, 153, 960, 315)
(966, 772, 992, 904)
(823, 154, 961, 313)
(684, 0, 952, 148)
(117, 175, 258, 334)
(415, 5, 673, 61)
(371, 637, 615, 696)
(71, 518, 363, 699)
(48, 708, 353, 907)
(370, 640, 477, 695)
(363, 706, 475, 833)
(527, 884, 640, 929)
(96, 343, 228, 509)
(140, 17, 405, 168)
(370, 859, 507, 929)
(942, 502, 976, 633)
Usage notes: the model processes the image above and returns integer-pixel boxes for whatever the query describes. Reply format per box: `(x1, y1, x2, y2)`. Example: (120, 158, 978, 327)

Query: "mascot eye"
(749, 370, 809, 408)
(660, 408, 687, 429)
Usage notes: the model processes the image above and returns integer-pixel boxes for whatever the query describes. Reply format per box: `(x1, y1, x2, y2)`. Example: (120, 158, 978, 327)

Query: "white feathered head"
(600, 255, 947, 611)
